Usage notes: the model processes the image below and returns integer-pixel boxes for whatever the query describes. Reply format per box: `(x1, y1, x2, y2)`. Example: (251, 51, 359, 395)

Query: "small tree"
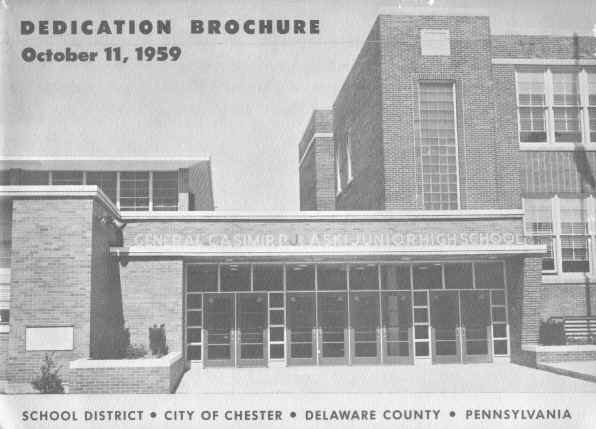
(149, 324, 168, 357)
(31, 353, 64, 394)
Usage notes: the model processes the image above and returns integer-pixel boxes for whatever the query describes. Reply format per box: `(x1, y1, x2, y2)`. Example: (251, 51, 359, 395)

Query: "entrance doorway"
(236, 293, 268, 367)
(204, 294, 235, 367)
(429, 290, 492, 364)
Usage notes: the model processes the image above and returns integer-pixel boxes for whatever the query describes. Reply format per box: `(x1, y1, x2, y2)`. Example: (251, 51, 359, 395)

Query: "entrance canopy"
(110, 244, 546, 261)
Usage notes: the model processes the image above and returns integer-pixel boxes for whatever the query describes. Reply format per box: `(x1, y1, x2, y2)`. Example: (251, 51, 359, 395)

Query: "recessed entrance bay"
(185, 261, 509, 367)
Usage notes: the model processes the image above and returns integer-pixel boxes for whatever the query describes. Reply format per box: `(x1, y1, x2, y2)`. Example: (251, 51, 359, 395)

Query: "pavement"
(537, 361, 596, 384)
(175, 362, 596, 394)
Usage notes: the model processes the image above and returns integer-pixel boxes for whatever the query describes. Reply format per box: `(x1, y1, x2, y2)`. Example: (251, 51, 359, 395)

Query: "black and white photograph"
(0, 0, 595, 428)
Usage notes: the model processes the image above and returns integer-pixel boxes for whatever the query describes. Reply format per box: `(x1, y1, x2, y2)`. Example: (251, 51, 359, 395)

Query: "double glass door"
(430, 290, 491, 364)
(203, 293, 268, 367)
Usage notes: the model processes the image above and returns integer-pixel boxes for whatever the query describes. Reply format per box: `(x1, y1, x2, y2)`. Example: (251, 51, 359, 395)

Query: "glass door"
(317, 292, 348, 364)
(204, 294, 235, 366)
(286, 293, 316, 365)
(430, 291, 461, 363)
(460, 290, 492, 363)
(350, 292, 380, 364)
(236, 293, 268, 367)
(382, 292, 413, 364)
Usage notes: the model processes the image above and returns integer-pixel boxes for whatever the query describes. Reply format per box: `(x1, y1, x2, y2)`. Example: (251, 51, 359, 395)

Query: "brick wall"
(188, 161, 215, 210)
(492, 64, 523, 209)
(298, 110, 336, 210)
(378, 15, 508, 210)
(69, 353, 185, 394)
(119, 259, 183, 353)
(8, 199, 94, 385)
(334, 20, 384, 210)
(0, 333, 7, 380)
(89, 200, 124, 358)
(492, 35, 596, 59)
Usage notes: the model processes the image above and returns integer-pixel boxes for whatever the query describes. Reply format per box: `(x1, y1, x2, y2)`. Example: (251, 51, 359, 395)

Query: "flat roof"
(0, 156, 210, 171)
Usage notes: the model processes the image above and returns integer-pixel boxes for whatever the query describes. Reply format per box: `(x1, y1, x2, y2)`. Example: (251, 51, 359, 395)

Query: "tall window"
(119, 171, 149, 211)
(86, 172, 117, 203)
(345, 133, 353, 184)
(588, 72, 596, 142)
(524, 197, 594, 275)
(419, 82, 459, 210)
(51, 171, 83, 185)
(517, 72, 547, 142)
(517, 69, 596, 145)
(153, 171, 179, 211)
(552, 72, 581, 142)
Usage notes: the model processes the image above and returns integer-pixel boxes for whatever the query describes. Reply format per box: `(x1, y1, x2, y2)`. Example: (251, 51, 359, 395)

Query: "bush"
(31, 353, 64, 394)
(149, 324, 168, 357)
(125, 343, 148, 359)
(539, 319, 565, 345)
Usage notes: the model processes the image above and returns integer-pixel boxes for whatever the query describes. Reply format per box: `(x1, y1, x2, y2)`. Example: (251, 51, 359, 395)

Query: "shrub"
(539, 319, 565, 345)
(125, 343, 148, 359)
(31, 353, 64, 394)
(149, 324, 168, 357)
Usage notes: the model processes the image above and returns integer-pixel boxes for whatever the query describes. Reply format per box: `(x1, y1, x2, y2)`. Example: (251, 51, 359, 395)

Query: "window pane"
(120, 171, 149, 211)
(220, 264, 250, 291)
(253, 265, 283, 291)
(86, 171, 117, 202)
(188, 265, 218, 292)
(317, 264, 347, 290)
(552, 73, 579, 106)
(517, 72, 545, 106)
(475, 262, 505, 289)
(381, 265, 411, 290)
(553, 107, 581, 142)
(52, 171, 83, 185)
(286, 264, 315, 290)
(21, 170, 49, 185)
(419, 82, 459, 210)
(269, 293, 284, 307)
(412, 264, 442, 289)
(153, 171, 178, 211)
(444, 263, 473, 289)
(349, 264, 378, 290)
(270, 327, 284, 341)
(270, 344, 284, 359)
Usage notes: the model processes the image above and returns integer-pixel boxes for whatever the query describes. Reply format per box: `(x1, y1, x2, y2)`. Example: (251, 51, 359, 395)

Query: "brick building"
(0, 11, 595, 393)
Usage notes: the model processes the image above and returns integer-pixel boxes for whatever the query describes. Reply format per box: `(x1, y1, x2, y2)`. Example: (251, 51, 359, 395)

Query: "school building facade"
(0, 12, 595, 393)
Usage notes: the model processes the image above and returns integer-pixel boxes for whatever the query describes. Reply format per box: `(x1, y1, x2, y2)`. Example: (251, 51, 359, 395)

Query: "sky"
(1, 0, 595, 210)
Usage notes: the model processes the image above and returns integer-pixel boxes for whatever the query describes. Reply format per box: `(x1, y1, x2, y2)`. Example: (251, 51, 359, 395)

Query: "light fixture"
(98, 215, 127, 230)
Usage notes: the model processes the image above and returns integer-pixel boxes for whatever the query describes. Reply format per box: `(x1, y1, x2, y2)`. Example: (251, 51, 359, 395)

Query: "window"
(253, 265, 283, 291)
(523, 199, 555, 272)
(345, 133, 353, 184)
(119, 171, 149, 211)
(517, 69, 596, 146)
(220, 264, 250, 291)
(517, 72, 547, 142)
(317, 264, 347, 290)
(419, 82, 459, 210)
(286, 264, 315, 290)
(0, 280, 9, 324)
(552, 73, 581, 142)
(588, 73, 596, 142)
(187, 264, 218, 292)
(349, 264, 378, 290)
(335, 146, 342, 195)
(51, 171, 83, 185)
(560, 199, 590, 273)
(524, 197, 594, 275)
(153, 171, 178, 211)
(420, 29, 450, 56)
(21, 170, 49, 185)
(86, 171, 117, 202)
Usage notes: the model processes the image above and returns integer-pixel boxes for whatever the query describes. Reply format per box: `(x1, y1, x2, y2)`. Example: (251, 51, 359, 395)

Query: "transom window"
(418, 81, 460, 210)
(86, 172, 117, 202)
(524, 196, 595, 275)
(517, 69, 596, 146)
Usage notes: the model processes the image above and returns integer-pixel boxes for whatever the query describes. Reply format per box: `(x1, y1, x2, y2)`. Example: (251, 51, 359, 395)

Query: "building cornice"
(0, 185, 119, 218)
(120, 209, 525, 221)
(492, 58, 596, 66)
